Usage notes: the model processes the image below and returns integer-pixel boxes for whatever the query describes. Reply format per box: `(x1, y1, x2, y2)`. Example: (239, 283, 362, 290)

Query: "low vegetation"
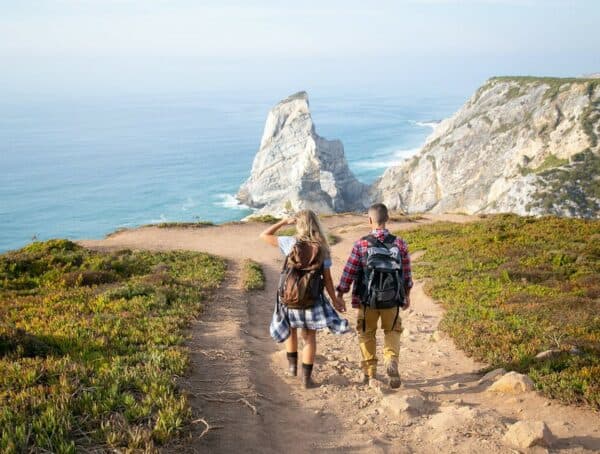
(241, 259, 265, 291)
(519, 153, 570, 176)
(149, 221, 215, 229)
(245, 214, 282, 224)
(529, 149, 600, 217)
(0, 240, 226, 452)
(400, 215, 599, 408)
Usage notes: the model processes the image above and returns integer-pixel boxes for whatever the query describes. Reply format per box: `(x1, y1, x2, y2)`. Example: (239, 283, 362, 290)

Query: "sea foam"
(354, 147, 421, 170)
(215, 193, 253, 210)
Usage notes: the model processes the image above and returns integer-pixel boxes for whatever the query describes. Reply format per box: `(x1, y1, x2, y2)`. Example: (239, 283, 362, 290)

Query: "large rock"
(381, 390, 427, 416)
(487, 371, 535, 393)
(237, 92, 368, 216)
(371, 77, 600, 218)
(426, 405, 479, 431)
(503, 420, 555, 449)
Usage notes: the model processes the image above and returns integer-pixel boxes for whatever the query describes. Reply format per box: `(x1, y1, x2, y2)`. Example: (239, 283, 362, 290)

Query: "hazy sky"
(2, 0, 599, 96)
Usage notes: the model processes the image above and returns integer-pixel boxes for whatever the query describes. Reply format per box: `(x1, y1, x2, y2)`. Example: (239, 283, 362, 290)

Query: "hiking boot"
(287, 352, 298, 377)
(361, 374, 369, 385)
(386, 361, 401, 389)
(301, 363, 316, 389)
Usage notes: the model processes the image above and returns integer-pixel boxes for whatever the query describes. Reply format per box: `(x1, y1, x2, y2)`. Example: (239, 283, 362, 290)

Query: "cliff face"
(372, 77, 600, 217)
(237, 92, 368, 216)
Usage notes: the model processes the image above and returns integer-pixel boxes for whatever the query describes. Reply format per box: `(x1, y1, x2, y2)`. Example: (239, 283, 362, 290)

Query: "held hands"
(334, 293, 347, 313)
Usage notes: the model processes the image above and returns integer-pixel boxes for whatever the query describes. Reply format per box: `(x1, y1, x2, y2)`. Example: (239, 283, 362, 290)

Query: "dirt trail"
(79, 214, 599, 453)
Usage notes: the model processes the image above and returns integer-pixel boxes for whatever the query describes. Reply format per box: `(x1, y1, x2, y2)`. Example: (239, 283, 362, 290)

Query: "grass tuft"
(150, 221, 214, 229)
(240, 259, 265, 291)
(245, 215, 282, 224)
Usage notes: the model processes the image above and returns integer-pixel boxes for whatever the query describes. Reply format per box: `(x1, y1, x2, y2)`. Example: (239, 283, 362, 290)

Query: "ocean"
(1, 91, 464, 252)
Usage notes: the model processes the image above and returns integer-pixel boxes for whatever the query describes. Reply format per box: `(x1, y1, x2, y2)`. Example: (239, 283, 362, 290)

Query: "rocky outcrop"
(503, 421, 555, 449)
(372, 77, 600, 218)
(237, 92, 368, 216)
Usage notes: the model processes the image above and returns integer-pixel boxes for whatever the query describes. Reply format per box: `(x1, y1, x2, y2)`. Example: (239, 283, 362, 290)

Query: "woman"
(259, 210, 349, 388)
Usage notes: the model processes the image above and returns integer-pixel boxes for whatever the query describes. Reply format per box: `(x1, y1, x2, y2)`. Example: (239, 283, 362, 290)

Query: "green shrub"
(400, 215, 600, 408)
(245, 214, 282, 224)
(0, 241, 226, 452)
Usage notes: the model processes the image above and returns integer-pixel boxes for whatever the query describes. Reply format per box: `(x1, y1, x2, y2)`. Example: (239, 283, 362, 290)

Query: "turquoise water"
(1, 91, 463, 252)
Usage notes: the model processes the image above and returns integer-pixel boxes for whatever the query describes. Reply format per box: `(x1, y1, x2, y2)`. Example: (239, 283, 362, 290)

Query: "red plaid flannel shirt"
(336, 229, 413, 308)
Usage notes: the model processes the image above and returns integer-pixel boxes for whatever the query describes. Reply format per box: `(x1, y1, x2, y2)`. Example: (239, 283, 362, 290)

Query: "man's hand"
(402, 295, 411, 310)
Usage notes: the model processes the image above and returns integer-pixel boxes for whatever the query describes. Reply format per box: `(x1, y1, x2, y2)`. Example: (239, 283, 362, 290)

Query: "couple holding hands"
(259, 203, 413, 389)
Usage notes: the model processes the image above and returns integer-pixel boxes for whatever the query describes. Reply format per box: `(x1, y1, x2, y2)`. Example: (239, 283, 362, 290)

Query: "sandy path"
(79, 214, 600, 453)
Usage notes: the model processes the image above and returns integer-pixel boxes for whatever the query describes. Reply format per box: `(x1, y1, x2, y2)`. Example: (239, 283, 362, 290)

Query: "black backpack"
(358, 233, 405, 330)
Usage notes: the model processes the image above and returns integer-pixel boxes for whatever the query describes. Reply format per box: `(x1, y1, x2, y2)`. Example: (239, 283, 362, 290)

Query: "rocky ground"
(79, 214, 600, 453)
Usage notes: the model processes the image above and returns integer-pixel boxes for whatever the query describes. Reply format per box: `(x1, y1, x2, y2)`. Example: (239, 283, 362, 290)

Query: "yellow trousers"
(356, 305, 402, 377)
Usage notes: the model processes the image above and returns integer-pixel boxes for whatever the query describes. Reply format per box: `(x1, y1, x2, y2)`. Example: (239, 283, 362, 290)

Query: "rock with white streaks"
(371, 77, 600, 218)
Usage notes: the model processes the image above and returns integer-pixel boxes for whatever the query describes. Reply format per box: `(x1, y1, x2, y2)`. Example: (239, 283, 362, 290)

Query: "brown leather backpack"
(278, 241, 324, 309)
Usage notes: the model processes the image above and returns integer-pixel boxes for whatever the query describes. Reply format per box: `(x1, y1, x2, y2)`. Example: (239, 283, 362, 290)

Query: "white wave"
(148, 214, 169, 224)
(354, 147, 421, 170)
(215, 193, 253, 210)
(181, 196, 196, 211)
(412, 120, 441, 129)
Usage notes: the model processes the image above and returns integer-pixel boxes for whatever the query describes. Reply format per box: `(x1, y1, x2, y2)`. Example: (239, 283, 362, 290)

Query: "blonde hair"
(295, 210, 330, 255)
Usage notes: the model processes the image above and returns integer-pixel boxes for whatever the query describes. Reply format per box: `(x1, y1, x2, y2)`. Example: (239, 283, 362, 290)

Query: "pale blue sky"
(1, 0, 599, 96)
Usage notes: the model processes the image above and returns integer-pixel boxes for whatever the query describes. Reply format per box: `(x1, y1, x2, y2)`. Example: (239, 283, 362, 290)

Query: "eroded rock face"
(372, 77, 600, 218)
(237, 92, 368, 216)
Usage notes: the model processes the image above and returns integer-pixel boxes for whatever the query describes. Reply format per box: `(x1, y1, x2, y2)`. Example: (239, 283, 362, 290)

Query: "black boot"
(286, 352, 298, 376)
(301, 363, 316, 389)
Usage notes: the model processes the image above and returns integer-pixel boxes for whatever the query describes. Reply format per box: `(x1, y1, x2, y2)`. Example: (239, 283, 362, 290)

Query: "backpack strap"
(382, 233, 397, 247)
(365, 233, 396, 250)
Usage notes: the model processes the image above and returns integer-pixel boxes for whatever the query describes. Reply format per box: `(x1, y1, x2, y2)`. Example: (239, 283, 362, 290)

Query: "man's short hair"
(368, 203, 389, 225)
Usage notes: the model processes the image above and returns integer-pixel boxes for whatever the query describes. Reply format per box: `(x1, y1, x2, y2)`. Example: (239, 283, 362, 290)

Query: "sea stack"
(237, 91, 368, 216)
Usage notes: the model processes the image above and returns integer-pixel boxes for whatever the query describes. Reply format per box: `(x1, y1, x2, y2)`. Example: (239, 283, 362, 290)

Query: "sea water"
(1, 91, 464, 252)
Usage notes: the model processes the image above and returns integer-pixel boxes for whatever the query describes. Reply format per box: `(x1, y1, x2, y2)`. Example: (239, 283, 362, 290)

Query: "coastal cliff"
(372, 76, 600, 217)
(236, 91, 368, 216)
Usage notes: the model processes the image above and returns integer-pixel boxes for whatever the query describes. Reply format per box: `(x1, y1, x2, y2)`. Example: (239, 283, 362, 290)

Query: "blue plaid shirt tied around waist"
(270, 295, 350, 343)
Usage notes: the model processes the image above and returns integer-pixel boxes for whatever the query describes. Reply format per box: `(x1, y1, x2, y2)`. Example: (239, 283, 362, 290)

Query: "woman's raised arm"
(258, 217, 296, 247)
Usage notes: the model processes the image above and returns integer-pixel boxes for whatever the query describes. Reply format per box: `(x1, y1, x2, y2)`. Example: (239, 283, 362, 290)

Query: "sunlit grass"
(0, 240, 226, 452)
(241, 259, 265, 291)
(400, 214, 599, 408)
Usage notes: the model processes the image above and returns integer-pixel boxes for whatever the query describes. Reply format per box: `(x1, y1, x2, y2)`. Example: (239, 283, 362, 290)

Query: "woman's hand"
(333, 296, 346, 313)
(283, 217, 296, 225)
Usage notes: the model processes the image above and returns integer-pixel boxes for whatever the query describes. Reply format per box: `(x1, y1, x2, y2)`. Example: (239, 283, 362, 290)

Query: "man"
(336, 203, 412, 389)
